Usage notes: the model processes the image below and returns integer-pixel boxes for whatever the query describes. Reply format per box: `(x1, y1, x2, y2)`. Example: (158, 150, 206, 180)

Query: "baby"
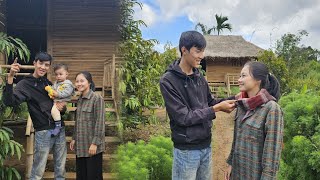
(46, 64, 74, 137)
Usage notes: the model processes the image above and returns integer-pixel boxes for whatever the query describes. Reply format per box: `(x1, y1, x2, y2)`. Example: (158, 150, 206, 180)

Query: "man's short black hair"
(179, 31, 206, 56)
(34, 52, 52, 63)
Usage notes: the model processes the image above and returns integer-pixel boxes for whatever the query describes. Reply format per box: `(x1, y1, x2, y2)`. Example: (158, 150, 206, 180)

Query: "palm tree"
(214, 14, 232, 35)
(195, 23, 214, 35)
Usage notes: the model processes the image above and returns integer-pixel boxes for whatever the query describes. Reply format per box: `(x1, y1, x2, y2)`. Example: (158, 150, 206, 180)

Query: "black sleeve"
(160, 78, 216, 127)
(3, 82, 30, 107)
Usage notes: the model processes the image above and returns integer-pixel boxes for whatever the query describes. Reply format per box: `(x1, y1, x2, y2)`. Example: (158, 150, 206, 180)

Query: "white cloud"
(133, 3, 157, 27)
(140, 0, 320, 50)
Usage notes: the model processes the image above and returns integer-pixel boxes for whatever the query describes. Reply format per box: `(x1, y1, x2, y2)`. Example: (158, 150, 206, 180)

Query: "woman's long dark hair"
(244, 61, 281, 101)
(76, 71, 95, 91)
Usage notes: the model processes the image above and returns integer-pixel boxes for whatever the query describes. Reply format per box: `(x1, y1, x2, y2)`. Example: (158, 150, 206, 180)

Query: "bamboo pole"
(5, 73, 30, 76)
(25, 116, 32, 136)
(0, 65, 35, 69)
(25, 115, 34, 180)
(25, 132, 34, 180)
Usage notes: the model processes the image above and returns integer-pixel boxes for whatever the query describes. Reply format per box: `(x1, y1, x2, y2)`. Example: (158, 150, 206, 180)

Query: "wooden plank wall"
(47, 0, 120, 87)
(206, 60, 242, 83)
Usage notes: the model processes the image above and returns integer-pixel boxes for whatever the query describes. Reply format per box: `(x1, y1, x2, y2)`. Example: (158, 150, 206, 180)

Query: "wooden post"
(25, 115, 34, 180)
(226, 74, 231, 97)
(111, 54, 115, 99)
(46, 0, 53, 82)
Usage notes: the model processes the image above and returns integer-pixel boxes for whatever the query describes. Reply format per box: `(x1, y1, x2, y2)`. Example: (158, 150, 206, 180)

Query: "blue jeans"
(30, 127, 67, 180)
(172, 146, 212, 180)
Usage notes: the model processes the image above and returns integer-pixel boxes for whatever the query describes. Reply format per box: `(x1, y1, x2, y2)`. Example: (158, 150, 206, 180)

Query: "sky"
(133, 0, 320, 52)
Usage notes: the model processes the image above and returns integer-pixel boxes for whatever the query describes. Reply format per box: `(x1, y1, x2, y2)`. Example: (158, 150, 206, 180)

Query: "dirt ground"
(212, 111, 235, 180)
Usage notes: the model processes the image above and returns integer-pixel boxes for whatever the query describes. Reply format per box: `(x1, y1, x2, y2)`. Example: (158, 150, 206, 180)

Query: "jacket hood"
(166, 59, 203, 88)
(166, 59, 201, 79)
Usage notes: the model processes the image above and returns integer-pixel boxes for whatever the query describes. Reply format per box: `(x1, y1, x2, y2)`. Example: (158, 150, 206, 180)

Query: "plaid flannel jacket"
(73, 90, 105, 157)
(227, 100, 284, 180)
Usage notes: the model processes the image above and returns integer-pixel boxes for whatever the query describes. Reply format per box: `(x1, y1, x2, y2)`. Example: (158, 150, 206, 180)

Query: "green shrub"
(0, 127, 24, 180)
(229, 86, 239, 96)
(216, 86, 228, 98)
(112, 136, 173, 180)
(278, 91, 320, 179)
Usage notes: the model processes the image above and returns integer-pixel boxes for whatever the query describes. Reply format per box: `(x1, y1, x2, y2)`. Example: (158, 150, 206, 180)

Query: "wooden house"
(202, 35, 264, 94)
(0, 0, 121, 91)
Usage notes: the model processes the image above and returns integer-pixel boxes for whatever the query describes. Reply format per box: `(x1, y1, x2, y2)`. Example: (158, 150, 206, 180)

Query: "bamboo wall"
(205, 58, 248, 83)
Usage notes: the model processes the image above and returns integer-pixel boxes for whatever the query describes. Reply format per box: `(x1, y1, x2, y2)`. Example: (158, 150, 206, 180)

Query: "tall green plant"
(0, 73, 24, 180)
(0, 31, 29, 179)
(119, 0, 176, 128)
(0, 32, 30, 63)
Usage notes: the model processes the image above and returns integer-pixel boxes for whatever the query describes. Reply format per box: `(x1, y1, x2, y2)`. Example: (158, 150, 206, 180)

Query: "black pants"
(76, 152, 103, 180)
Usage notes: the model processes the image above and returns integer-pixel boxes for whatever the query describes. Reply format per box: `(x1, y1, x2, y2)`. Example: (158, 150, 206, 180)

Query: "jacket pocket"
(80, 105, 94, 134)
(186, 123, 210, 143)
(244, 119, 264, 143)
(172, 129, 187, 144)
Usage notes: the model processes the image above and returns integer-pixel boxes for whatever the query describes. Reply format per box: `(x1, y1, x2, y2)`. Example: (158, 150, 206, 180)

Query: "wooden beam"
(0, 65, 35, 69)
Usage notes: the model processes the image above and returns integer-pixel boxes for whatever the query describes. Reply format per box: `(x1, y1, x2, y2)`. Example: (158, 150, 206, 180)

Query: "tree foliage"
(268, 30, 320, 93)
(275, 30, 319, 69)
(278, 92, 320, 180)
(195, 14, 232, 35)
(0, 32, 30, 63)
(195, 23, 214, 35)
(257, 50, 289, 93)
(0, 31, 28, 180)
(214, 14, 232, 35)
(119, 0, 177, 128)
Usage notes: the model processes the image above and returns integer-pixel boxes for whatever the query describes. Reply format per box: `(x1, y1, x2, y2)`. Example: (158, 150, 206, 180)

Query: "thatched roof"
(203, 35, 264, 58)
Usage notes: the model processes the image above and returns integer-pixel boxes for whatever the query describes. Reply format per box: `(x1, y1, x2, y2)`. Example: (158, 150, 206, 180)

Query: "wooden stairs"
(23, 55, 123, 179)
(24, 96, 121, 180)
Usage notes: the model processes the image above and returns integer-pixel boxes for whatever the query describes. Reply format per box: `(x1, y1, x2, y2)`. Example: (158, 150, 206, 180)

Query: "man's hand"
(213, 100, 236, 113)
(55, 101, 67, 112)
(7, 58, 21, 84)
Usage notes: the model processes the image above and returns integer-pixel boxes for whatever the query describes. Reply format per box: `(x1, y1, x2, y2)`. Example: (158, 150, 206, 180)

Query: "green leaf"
(12, 168, 21, 180)
(15, 143, 22, 160)
(9, 141, 14, 156)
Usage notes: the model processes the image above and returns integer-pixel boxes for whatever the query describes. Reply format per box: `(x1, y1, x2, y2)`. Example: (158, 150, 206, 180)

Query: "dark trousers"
(76, 152, 103, 180)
